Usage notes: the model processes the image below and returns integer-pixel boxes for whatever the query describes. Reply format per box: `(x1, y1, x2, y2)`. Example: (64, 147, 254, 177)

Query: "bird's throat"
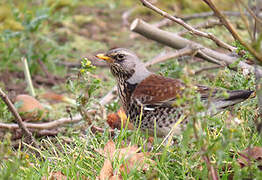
(117, 80, 137, 112)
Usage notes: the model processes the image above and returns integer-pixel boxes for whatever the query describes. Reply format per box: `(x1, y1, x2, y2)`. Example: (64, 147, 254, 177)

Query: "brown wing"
(132, 74, 253, 109)
(131, 74, 184, 105)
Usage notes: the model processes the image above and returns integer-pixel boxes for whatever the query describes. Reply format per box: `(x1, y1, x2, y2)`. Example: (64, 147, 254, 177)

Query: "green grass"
(0, 0, 262, 179)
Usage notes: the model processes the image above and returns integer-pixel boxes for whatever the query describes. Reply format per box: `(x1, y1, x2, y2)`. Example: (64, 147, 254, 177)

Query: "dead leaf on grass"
(41, 171, 67, 180)
(237, 146, 262, 170)
(107, 107, 134, 130)
(99, 159, 115, 180)
(97, 140, 155, 179)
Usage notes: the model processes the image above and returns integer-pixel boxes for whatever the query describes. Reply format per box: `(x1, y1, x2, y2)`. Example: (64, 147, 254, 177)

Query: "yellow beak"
(96, 54, 114, 63)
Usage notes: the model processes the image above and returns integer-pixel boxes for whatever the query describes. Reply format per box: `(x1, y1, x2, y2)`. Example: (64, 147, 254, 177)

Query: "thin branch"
(182, 11, 251, 21)
(145, 46, 198, 67)
(152, 11, 252, 29)
(122, 8, 135, 26)
(131, 19, 258, 72)
(177, 19, 222, 36)
(0, 88, 38, 147)
(202, 0, 262, 62)
(0, 114, 83, 130)
(37, 59, 56, 85)
(194, 65, 223, 75)
(140, 0, 236, 52)
(235, 0, 253, 39)
(238, 0, 262, 25)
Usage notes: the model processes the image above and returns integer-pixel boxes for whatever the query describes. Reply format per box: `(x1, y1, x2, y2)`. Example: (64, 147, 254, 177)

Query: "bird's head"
(96, 48, 151, 84)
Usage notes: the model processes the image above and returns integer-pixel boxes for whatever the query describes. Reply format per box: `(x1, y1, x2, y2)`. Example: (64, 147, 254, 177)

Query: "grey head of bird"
(96, 48, 152, 84)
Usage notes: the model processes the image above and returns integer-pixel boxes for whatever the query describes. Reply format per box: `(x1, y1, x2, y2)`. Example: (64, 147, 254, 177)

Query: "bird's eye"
(116, 54, 125, 60)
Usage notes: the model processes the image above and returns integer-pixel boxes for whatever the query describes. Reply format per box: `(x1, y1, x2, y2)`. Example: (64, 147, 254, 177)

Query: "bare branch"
(177, 19, 222, 36)
(140, 0, 236, 51)
(131, 19, 260, 73)
(202, 0, 262, 62)
(153, 11, 251, 29)
(122, 8, 135, 26)
(145, 47, 198, 67)
(0, 114, 83, 130)
(0, 88, 38, 147)
(238, 0, 262, 25)
(235, 0, 253, 39)
(194, 65, 223, 75)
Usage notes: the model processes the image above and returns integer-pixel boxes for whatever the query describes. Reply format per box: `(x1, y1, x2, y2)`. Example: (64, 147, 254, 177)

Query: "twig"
(152, 11, 254, 30)
(194, 65, 223, 75)
(202, 0, 262, 62)
(0, 113, 83, 130)
(122, 8, 135, 26)
(131, 19, 259, 72)
(37, 59, 56, 85)
(0, 88, 38, 147)
(140, 0, 236, 52)
(145, 46, 198, 66)
(90, 125, 115, 136)
(177, 19, 222, 36)
(22, 57, 36, 97)
(238, 0, 262, 25)
(235, 0, 253, 40)
(182, 11, 252, 21)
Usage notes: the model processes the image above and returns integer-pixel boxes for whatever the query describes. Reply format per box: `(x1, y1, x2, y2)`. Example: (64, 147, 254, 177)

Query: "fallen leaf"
(237, 146, 262, 170)
(40, 92, 76, 105)
(107, 107, 134, 130)
(96, 140, 116, 158)
(41, 171, 67, 180)
(97, 140, 155, 179)
(109, 175, 122, 180)
(99, 159, 114, 180)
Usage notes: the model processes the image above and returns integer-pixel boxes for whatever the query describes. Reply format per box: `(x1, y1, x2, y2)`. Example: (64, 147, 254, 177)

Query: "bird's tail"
(207, 90, 254, 114)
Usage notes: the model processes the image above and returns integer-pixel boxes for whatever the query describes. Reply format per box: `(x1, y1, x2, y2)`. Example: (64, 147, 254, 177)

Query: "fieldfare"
(96, 48, 253, 136)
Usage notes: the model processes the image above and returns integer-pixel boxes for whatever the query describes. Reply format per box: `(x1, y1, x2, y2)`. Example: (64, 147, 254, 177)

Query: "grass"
(0, 0, 262, 179)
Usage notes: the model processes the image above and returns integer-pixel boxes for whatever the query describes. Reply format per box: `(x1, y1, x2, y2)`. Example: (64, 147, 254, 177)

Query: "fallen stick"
(0, 114, 82, 130)
(0, 88, 38, 147)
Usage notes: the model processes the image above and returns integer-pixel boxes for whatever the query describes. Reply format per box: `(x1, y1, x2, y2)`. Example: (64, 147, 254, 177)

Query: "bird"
(96, 48, 253, 137)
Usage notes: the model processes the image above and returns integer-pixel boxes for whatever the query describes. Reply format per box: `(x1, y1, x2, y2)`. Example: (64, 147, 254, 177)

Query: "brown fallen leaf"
(41, 171, 67, 180)
(40, 92, 75, 105)
(237, 146, 262, 170)
(97, 140, 155, 179)
(107, 107, 134, 130)
(99, 159, 114, 180)
(99, 139, 116, 158)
